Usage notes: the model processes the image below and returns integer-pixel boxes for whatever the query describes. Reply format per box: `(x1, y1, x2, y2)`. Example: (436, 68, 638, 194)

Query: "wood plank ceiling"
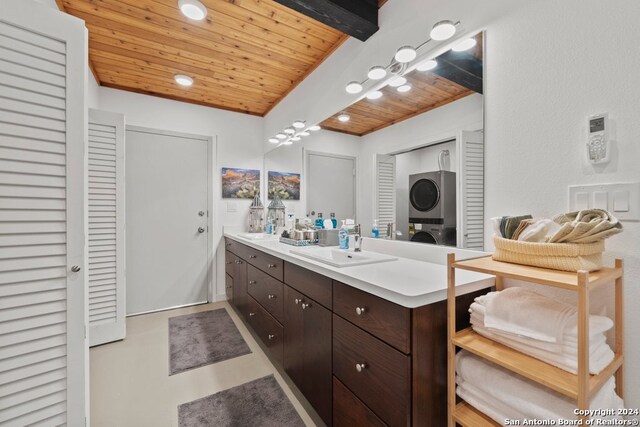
(57, 0, 385, 116)
(321, 32, 483, 136)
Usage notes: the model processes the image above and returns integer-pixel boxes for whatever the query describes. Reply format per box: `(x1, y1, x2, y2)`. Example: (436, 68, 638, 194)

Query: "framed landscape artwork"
(268, 171, 300, 200)
(221, 167, 260, 199)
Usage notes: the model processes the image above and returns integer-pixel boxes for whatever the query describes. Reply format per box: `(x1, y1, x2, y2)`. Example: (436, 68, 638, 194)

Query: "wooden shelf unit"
(447, 255, 624, 426)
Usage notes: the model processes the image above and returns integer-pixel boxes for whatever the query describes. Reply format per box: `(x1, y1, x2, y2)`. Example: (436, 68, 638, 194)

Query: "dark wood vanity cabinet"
(225, 249, 247, 318)
(283, 285, 332, 426)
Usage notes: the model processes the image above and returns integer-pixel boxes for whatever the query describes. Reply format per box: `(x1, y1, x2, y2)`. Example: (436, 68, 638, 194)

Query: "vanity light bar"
(268, 122, 322, 145)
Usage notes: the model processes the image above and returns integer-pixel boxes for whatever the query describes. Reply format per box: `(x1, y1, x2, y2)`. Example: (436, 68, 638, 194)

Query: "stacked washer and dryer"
(408, 170, 457, 246)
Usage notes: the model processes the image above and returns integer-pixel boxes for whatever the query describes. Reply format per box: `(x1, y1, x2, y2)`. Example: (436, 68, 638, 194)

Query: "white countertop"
(223, 230, 495, 308)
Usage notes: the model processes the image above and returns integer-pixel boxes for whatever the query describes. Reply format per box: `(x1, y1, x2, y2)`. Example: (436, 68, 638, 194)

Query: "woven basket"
(492, 236, 604, 272)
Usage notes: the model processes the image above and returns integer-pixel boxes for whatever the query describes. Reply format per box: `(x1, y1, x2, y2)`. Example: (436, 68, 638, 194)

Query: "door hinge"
(84, 325, 87, 339)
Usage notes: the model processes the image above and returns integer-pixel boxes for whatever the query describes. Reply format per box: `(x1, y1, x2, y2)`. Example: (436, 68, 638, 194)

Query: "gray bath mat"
(169, 308, 251, 375)
(178, 375, 305, 427)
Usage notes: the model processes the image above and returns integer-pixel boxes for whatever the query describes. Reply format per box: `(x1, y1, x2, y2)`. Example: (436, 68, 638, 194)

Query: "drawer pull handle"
(294, 298, 302, 305)
(249, 280, 256, 285)
(268, 294, 276, 299)
(235, 260, 243, 265)
(226, 243, 231, 246)
(268, 334, 276, 340)
(355, 363, 367, 373)
(226, 261, 233, 265)
(267, 263, 277, 268)
(249, 255, 257, 259)
(249, 312, 255, 317)
(301, 303, 310, 310)
(355, 307, 366, 316)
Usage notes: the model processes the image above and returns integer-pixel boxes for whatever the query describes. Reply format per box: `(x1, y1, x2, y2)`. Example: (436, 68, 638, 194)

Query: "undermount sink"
(237, 232, 274, 240)
(290, 246, 398, 268)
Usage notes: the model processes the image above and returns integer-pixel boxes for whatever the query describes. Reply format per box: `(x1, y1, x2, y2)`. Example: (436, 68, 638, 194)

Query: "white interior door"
(306, 152, 356, 222)
(457, 130, 485, 249)
(88, 109, 126, 346)
(375, 154, 396, 233)
(125, 127, 209, 315)
(0, 1, 86, 424)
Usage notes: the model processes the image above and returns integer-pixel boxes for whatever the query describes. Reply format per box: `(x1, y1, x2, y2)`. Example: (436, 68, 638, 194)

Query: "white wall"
(98, 87, 264, 301)
(269, 0, 640, 406)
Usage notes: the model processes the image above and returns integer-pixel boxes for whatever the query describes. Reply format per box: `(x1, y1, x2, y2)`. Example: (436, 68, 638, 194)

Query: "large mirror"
(265, 31, 484, 249)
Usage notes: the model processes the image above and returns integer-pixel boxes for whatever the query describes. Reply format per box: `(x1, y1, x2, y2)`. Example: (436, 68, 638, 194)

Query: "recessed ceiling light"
(366, 90, 383, 100)
(452, 38, 477, 52)
(337, 113, 350, 123)
(394, 46, 416, 63)
(292, 120, 305, 129)
(269, 137, 279, 144)
(178, 0, 207, 21)
(291, 136, 301, 141)
(308, 125, 321, 131)
(276, 133, 287, 139)
(388, 76, 407, 87)
(345, 81, 363, 94)
(417, 59, 438, 71)
(397, 84, 412, 93)
(284, 127, 295, 135)
(367, 66, 387, 80)
(430, 20, 456, 41)
(299, 131, 310, 136)
(174, 74, 193, 87)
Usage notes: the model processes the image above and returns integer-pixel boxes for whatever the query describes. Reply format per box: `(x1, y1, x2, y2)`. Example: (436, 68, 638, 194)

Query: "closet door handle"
(71, 265, 81, 273)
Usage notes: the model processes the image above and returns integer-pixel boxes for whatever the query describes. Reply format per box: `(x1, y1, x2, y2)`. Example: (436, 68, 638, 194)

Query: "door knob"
(198, 210, 205, 216)
(198, 226, 205, 233)
(71, 265, 81, 272)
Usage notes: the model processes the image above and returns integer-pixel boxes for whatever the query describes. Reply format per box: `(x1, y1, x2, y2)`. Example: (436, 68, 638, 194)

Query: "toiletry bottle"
(339, 220, 349, 249)
(330, 212, 337, 229)
(315, 213, 324, 229)
(372, 219, 379, 238)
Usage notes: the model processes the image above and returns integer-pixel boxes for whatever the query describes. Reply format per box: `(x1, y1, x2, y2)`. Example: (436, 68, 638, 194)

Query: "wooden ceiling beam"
(55, 0, 100, 83)
(429, 50, 483, 94)
(273, 0, 378, 41)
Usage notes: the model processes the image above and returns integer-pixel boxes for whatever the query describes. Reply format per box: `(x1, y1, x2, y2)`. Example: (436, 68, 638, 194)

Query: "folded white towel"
(456, 350, 623, 422)
(457, 379, 528, 425)
(470, 301, 613, 354)
(518, 219, 558, 242)
(484, 287, 576, 344)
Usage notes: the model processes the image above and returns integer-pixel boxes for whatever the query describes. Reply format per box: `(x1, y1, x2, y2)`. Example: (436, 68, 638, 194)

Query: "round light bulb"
(388, 76, 407, 87)
(394, 45, 417, 63)
(284, 127, 295, 135)
(174, 74, 193, 87)
(367, 66, 387, 80)
(276, 133, 287, 139)
(417, 59, 438, 71)
(292, 120, 305, 129)
(269, 137, 279, 144)
(397, 84, 412, 93)
(452, 37, 477, 52)
(299, 131, 310, 136)
(366, 90, 383, 100)
(291, 136, 301, 141)
(337, 113, 350, 123)
(430, 20, 456, 41)
(308, 125, 321, 131)
(178, 0, 207, 21)
(345, 81, 363, 94)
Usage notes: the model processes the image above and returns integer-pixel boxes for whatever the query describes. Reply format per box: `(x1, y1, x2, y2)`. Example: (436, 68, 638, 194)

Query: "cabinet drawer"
(247, 296, 283, 366)
(224, 238, 243, 258)
(247, 265, 284, 323)
(245, 247, 283, 281)
(333, 376, 386, 427)
(225, 274, 233, 301)
(284, 262, 332, 309)
(333, 315, 410, 427)
(225, 250, 237, 277)
(333, 281, 410, 353)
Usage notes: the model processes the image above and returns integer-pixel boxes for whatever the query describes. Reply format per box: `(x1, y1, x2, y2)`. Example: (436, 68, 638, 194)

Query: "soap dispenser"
(338, 220, 349, 249)
(372, 219, 380, 238)
(315, 212, 324, 229)
(330, 212, 338, 229)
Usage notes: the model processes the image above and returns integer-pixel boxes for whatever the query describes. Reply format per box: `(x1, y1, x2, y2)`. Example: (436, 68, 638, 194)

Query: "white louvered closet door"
(0, 1, 87, 425)
(375, 154, 396, 234)
(88, 109, 125, 347)
(458, 131, 485, 250)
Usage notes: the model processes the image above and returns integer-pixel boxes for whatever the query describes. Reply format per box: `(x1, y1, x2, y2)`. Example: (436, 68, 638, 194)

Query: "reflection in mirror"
(265, 31, 484, 249)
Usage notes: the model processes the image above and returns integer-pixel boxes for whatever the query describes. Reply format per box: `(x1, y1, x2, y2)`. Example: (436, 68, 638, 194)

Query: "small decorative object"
(221, 167, 260, 199)
(248, 194, 264, 233)
(268, 171, 300, 200)
(267, 193, 286, 229)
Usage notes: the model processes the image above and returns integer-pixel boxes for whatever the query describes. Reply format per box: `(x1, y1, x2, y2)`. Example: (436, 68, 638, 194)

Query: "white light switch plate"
(569, 183, 640, 221)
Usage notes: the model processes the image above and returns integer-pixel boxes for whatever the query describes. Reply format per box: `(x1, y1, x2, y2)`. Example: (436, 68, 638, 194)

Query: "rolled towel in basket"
(549, 209, 622, 243)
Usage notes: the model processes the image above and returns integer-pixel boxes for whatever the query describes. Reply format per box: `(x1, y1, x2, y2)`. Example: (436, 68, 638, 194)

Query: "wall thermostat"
(587, 113, 609, 164)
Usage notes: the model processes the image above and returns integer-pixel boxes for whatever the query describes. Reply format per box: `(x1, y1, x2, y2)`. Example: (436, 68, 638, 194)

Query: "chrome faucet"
(353, 224, 362, 252)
